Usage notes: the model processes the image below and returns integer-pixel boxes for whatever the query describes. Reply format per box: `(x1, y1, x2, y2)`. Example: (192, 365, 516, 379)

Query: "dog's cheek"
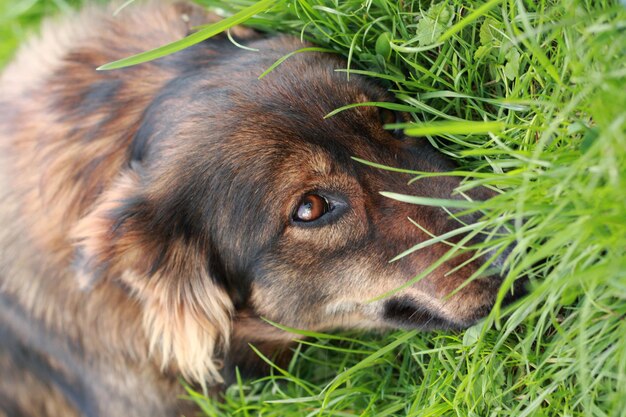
(245, 253, 399, 329)
(245, 271, 334, 330)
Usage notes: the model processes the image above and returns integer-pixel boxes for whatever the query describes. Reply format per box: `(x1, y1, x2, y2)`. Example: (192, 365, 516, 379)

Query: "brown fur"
(0, 2, 518, 416)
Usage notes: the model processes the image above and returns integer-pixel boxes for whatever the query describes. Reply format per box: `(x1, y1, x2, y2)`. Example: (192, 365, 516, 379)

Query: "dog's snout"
(375, 200, 525, 329)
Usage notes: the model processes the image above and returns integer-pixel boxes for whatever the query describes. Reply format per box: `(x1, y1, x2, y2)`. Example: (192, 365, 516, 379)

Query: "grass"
(2, 0, 625, 416)
(0, 0, 75, 65)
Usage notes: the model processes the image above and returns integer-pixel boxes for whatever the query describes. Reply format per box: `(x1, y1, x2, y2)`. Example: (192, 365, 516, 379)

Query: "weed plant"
(1, 1, 625, 416)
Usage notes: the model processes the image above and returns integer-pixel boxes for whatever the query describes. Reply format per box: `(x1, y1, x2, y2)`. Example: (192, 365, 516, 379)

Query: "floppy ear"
(71, 170, 233, 384)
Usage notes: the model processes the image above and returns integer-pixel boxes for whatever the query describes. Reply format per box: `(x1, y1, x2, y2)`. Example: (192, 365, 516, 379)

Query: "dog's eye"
(293, 194, 329, 222)
(378, 108, 403, 138)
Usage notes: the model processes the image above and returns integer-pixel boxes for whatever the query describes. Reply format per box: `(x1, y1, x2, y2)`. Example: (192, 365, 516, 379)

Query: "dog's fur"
(0, 2, 512, 416)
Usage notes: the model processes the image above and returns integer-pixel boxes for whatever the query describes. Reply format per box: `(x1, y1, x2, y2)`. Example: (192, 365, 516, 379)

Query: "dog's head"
(74, 37, 514, 382)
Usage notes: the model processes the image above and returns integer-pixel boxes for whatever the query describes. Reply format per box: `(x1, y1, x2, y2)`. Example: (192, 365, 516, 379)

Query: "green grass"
(2, 0, 625, 416)
(0, 0, 78, 65)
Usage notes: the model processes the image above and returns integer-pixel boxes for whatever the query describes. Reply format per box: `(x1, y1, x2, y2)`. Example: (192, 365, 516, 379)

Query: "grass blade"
(404, 121, 505, 136)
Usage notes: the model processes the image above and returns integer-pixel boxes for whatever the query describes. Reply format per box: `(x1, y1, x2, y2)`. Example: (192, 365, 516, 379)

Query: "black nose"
(382, 296, 466, 331)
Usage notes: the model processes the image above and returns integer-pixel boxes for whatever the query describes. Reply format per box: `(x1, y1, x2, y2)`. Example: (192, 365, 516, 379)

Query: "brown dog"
(0, 2, 515, 416)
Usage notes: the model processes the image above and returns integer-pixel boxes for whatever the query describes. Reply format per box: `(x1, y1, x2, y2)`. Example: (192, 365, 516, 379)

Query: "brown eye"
(294, 194, 329, 222)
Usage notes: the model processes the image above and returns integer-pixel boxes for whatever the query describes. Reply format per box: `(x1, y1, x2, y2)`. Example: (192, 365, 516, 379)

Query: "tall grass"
(2, 1, 625, 416)
(0, 0, 105, 66)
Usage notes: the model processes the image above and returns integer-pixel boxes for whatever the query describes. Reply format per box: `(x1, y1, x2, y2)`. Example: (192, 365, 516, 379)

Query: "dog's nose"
(381, 296, 469, 330)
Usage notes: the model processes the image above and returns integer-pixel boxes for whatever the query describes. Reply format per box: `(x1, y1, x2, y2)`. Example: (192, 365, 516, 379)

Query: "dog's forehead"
(255, 59, 385, 115)
(223, 60, 391, 156)
(211, 41, 390, 118)
(144, 45, 397, 196)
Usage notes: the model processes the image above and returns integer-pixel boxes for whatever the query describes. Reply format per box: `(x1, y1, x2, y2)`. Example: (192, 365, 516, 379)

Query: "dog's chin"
(380, 296, 483, 331)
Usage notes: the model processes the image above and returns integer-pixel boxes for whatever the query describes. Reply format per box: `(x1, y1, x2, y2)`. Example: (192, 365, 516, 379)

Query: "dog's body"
(0, 2, 510, 416)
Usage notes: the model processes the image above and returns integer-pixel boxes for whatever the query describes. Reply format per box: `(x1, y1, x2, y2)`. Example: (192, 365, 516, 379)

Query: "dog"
(0, 2, 516, 416)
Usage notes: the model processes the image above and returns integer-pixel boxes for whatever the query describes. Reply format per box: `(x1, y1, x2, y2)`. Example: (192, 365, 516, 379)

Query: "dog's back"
(0, 4, 219, 416)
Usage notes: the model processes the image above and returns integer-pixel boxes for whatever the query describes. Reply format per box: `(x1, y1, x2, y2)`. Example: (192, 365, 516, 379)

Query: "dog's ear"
(71, 169, 232, 384)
